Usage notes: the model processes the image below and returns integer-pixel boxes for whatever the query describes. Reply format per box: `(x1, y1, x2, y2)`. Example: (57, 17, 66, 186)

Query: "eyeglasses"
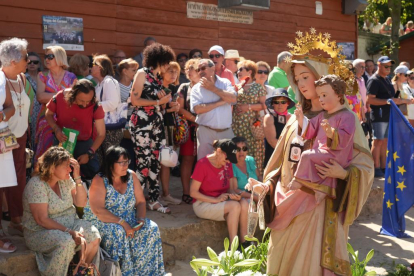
(192, 54, 202, 58)
(115, 160, 131, 166)
(28, 60, 40, 65)
(209, 54, 222, 59)
(45, 54, 55, 60)
(236, 146, 248, 152)
(178, 58, 188, 63)
(383, 65, 392, 69)
(196, 65, 212, 73)
(257, 70, 269, 75)
(237, 67, 248, 73)
(24, 53, 29, 62)
(273, 100, 288, 105)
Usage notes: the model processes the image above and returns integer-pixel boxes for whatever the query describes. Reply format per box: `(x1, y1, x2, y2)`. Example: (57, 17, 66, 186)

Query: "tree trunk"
(388, 0, 401, 63)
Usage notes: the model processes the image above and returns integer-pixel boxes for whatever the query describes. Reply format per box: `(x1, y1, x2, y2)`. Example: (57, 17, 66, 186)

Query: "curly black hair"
(143, 43, 175, 69)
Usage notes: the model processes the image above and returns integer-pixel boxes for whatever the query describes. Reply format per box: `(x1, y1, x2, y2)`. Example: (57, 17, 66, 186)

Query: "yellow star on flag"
(395, 195, 399, 202)
(383, 192, 385, 198)
(388, 161, 391, 169)
(388, 176, 391, 184)
(386, 150, 389, 157)
(397, 166, 406, 176)
(393, 151, 399, 162)
(396, 181, 406, 192)
(386, 199, 393, 209)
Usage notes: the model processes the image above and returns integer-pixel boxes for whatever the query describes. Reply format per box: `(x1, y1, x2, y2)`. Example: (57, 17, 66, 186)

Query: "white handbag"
(159, 145, 178, 167)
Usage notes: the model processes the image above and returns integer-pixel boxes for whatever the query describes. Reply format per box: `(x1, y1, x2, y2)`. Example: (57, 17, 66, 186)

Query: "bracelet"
(118, 218, 125, 225)
(156, 100, 160, 106)
(137, 217, 145, 221)
(89, 147, 95, 154)
(76, 182, 83, 187)
(74, 176, 81, 181)
(64, 228, 71, 233)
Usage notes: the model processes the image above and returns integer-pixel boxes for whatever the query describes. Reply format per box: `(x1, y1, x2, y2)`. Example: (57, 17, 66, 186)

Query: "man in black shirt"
(367, 56, 401, 177)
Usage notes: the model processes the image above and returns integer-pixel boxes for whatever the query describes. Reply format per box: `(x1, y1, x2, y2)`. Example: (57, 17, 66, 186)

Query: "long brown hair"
(291, 63, 312, 113)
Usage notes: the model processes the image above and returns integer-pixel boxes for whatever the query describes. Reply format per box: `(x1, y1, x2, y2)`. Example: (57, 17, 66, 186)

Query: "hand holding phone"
(133, 221, 144, 230)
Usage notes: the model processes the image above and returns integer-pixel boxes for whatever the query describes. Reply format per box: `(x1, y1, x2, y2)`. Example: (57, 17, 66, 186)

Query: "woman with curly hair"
(45, 79, 106, 179)
(129, 43, 175, 214)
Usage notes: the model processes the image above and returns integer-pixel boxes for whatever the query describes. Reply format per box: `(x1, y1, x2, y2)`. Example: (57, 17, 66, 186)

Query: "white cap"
(224, 50, 240, 60)
(208, 45, 224, 55)
(394, 65, 409, 75)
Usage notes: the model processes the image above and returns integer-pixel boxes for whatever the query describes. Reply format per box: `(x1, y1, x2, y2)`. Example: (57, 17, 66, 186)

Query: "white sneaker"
(161, 194, 182, 205)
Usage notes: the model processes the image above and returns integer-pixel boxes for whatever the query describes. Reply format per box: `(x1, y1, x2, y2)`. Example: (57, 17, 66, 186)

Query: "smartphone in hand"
(133, 222, 144, 229)
(163, 88, 172, 95)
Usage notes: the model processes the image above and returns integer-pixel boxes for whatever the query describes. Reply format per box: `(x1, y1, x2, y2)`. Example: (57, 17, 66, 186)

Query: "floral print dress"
(83, 171, 165, 276)
(129, 67, 165, 203)
(35, 71, 76, 161)
(232, 82, 267, 172)
(22, 176, 100, 276)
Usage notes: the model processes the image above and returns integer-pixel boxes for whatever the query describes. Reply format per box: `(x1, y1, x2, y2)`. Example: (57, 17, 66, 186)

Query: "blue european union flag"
(380, 100, 414, 238)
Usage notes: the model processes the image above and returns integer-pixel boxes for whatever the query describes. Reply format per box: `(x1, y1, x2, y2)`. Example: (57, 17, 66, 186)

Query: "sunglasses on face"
(196, 65, 212, 73)
(273, 100, 287, 105)
(209, 54, 222, 59)
(115, 160, 131, 166)
(383, 65, 392, 69)
(257, 70, 269, 75)
(192, 54, 202, 58)
(236, 146, 248, 152)
(237, 67, 248, 73)
(45, 54, 55, 60)
(28, 60, 40, 65)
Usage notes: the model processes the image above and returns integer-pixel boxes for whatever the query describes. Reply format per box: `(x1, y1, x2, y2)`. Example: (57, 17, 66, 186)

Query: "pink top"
(356, 76, 367, 113)
(218, 64, 235, 86)
(192, 157, 233, 199)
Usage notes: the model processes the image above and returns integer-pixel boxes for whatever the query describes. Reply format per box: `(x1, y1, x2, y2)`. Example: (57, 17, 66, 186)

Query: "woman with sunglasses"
(263, 89, 294, 168)
(231, 136, 262, 200)
(233, 60, 266, 174)
(26, 52, 43, 149)
(35, 46, 77, 162)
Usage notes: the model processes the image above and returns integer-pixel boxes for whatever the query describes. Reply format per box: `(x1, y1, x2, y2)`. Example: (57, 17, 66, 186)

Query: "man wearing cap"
(208, 45, 235, 86)
(367, 56, 401, 177)
(177, 53, 189, 84)
(190, 59, 237, 160)
(268, 51, 292, 90)
(133, 36, 156, 68)
(224, 50, 240, 85)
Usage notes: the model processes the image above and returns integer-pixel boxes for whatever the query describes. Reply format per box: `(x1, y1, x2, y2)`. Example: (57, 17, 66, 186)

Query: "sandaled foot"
(161, 194, 182, 205)
(182, 194, 194, 204)
(8, 223, 23, 237)
(0, 240, 16, 253)
(148, 201, 171, 214)
(0, 229, 11, 243)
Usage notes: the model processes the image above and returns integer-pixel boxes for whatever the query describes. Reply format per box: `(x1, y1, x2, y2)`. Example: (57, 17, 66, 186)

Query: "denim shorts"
(372, 122, 389, 140)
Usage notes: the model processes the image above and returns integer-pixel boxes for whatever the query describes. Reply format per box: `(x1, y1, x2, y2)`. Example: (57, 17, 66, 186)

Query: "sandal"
(0, 240, 16, 253)
(0, 229, 11, 243)
(8, 222, 23, 237)
(148, 201, 171, 214)
(182, 194, 194, 205)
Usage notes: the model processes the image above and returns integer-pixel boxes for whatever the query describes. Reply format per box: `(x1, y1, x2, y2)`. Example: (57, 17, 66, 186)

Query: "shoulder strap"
(20, 73, 26, 88)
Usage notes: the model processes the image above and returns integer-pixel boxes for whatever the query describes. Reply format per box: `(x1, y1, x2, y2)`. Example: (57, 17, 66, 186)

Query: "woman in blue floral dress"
(83, 146, 165, 276)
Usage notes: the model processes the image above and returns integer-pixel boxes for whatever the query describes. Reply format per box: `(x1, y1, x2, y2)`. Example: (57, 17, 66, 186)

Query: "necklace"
(5, 76, 23, 116)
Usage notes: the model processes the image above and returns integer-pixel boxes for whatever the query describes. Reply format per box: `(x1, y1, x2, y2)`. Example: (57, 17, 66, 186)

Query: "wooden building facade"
(0, 0, 357, 66)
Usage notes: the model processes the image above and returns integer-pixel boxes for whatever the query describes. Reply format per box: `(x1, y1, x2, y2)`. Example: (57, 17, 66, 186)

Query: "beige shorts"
(193, 200, 226, 221)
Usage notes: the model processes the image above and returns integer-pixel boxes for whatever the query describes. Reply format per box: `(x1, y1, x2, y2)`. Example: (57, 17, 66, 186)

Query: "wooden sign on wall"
(187, 1, 253, 24)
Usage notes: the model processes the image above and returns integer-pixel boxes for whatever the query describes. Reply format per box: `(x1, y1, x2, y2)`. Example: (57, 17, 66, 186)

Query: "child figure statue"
(288, 74, 356, 203)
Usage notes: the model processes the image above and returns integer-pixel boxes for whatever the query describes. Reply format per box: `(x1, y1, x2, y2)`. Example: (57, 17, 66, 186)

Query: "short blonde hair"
(238, 59, 258, 79)
(184, 59, 199, 79)
(162, 61, 180, 86)
(69, 54, 89, 76)
(118, 58, 139, 76)
(45, 46, 69, 69)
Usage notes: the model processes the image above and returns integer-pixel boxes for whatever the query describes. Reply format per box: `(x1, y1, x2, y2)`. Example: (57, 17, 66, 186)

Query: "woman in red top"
(190, 139, 249, 246)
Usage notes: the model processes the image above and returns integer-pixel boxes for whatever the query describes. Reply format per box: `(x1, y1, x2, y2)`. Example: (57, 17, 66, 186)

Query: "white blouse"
(7, 75, 30, 138)
(95, 75, 121, 113)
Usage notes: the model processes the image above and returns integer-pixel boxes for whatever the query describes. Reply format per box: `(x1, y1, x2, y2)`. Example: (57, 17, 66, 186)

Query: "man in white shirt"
(191, 59, 237, 159)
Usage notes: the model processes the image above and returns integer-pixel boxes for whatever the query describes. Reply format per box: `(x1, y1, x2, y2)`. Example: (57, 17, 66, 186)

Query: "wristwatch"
(87, 148, 95, 160)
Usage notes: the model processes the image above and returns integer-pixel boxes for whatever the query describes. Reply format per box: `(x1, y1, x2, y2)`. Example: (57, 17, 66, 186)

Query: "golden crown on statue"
(285, 27, 358, 96)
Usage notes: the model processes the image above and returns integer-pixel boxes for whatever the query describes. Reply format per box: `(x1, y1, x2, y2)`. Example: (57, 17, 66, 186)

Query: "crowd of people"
(363, 16, 414, 36)
(0, 32, 413, 276)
